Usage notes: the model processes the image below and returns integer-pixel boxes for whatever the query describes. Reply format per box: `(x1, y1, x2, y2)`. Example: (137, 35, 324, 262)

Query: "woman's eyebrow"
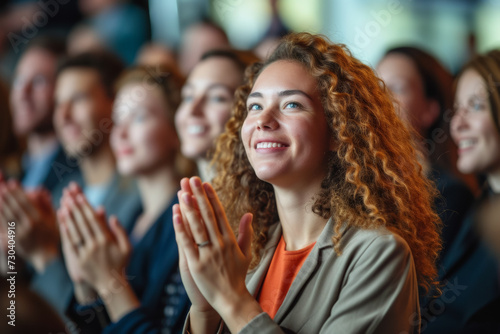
(248, 92, 262, 98)
(278, 89, 313, 100)
(207, 83, 232, 92)
(248, 90, 312, 100)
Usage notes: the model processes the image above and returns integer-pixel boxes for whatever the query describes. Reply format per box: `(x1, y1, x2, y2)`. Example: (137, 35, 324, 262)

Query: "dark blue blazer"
(421, 187, 500, 334)
(21, 145, 81, 195)
(67, 196, 190, 334)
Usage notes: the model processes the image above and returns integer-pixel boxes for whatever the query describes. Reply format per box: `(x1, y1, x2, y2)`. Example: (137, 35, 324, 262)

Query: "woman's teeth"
(187, 125, 205, 135)
(458, 139, 476, 149)
(256, 142, 285, 148)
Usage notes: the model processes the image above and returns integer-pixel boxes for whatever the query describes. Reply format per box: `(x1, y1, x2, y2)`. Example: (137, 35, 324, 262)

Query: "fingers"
(109, 216, 130, 255)
(179, 191, 210, 246)
(173, 210, 198, 260)
(59, 191, 85, 249)
(189, 177, 221, 240)
(173, 203, 193, 240)
(202, 183, 232, 236)
(0, 183, 25, 222)
(58, 210, 79, 256)
(77, 195, 107, 241)
(67, 194, 94, 243)
(9, 182, 38, 219)
(237, 213, 254, 260)
(0, 185, 16, 221)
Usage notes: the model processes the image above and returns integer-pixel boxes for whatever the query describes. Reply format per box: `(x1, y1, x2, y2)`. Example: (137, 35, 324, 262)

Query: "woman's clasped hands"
(173, 177, 263, 333)
(57, 182, 132, 303)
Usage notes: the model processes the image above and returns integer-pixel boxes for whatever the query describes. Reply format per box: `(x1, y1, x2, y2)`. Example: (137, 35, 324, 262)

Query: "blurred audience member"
(377, 47, 475, 261)
(61, 65, 189, 333)
(0, 80, 23, 179)
(69, 0, 149, 64)
(254, 37, 279, 61)
(135, 43, 177, 68)
(253, 0, 289, 60)
(135, 43, 184, 83)
(178, 21, 230, 75)
(175, 49, 259, 181)
(0, 1, 82, 80)
(66, 22, 107, 57)
(10, 36, 80, 194)
(0, 37, 80, 292)
(421, 49, 500, 334)
(53, 50, 142, 229)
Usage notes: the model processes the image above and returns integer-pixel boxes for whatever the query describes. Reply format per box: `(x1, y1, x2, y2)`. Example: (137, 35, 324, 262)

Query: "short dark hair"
(200, 49, 259, 72)
(26, 34, 66, 59)
(56, 50, 125, 98)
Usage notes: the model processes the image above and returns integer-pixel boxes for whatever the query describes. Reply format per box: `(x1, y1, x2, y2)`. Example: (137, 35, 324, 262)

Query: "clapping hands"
(57, 182, 131, 295)
(173, 177, 260, 333)
(0, 176, 59, 272)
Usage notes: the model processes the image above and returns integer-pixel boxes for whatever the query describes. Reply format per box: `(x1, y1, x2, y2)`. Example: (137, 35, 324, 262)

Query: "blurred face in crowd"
(111, 83, 178, 176)
(54, 69, 114, 157)
(10, 47, 57, 136)
(451, 69, 500, 175)
(179, 24, 229, 75)
(377, 53, 439, 136)
(175, 57, 242, 160)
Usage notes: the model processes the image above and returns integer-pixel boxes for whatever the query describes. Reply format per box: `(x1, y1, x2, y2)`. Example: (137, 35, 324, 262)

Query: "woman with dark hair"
(58, 66, 190, 333)
(174, 33, 441, 333)
(174, 49, 259, 181)
(377, 47, 475, 261)
(422, 49, 500, 334)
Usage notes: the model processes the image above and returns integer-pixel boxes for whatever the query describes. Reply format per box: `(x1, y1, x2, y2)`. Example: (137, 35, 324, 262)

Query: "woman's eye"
(209, 95, 229, 103)
(284, 102, 301, 109)
(133, 112, 147, 122)
(32, 74, 48, 87)
(181, 95, 193, 103)
(72, 92, 88, 103)
(248, 103, 262, 111)
(469, 99, 486, 112)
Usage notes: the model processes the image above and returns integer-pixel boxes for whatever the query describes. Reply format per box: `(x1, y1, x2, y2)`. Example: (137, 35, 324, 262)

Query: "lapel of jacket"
(246, 223, 283, 297)
(439, 187, 491, 280)
(44, 145, 81, 192)
(273, 218, 337, 323)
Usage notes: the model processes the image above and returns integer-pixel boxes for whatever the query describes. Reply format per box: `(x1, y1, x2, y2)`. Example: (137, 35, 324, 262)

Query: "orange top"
(257, 235, 316, 319)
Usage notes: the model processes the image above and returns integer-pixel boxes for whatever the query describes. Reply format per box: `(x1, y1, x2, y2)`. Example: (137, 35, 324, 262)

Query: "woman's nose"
(256, 108, 279, 130)
(190, 96, 205, 116)
(450, 108, 469, 133)
(55, 101, 71, 122)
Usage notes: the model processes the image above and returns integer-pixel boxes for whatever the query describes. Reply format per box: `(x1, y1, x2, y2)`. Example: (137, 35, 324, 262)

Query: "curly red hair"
(212, 32, 441, 292)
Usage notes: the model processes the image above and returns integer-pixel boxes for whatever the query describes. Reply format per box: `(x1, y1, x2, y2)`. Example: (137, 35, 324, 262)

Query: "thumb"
(109, 216, 131, 254)
(237, 213, 253, 260)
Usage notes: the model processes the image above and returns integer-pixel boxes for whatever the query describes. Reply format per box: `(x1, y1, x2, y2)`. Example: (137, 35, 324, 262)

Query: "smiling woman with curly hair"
(173, 32, 441, 334)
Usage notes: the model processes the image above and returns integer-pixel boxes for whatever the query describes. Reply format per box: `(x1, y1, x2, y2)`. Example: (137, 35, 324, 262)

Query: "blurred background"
(1, 0, 500, 81)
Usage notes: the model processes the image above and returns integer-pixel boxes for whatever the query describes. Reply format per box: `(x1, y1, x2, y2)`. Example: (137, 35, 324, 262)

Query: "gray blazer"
(185, 218, 420, 334)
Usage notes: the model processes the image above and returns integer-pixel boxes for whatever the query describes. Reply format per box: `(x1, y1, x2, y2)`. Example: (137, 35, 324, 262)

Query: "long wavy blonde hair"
(212, 33, 441, 292)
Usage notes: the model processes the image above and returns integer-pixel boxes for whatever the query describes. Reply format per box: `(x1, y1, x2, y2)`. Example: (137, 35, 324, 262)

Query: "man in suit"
(0, 36, 80, 283)
(9, 36, 81, 194)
